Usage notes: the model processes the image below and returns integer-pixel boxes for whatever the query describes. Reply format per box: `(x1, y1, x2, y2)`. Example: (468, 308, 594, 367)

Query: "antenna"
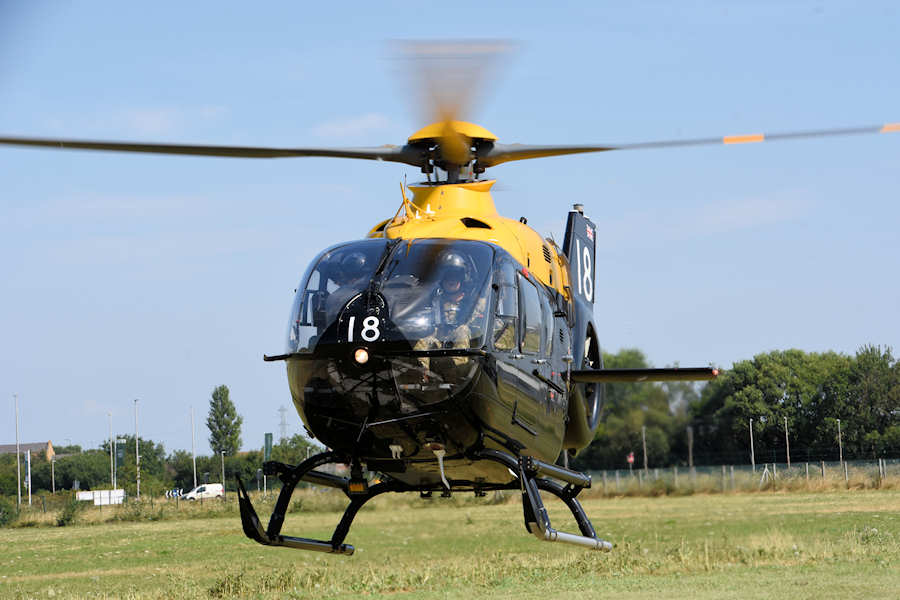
(278, 406, 290, 441)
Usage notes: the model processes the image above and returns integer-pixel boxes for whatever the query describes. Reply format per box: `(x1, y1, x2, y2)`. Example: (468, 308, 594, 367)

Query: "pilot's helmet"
(338, 252, 367, 282)
(436, 250, 469, 292)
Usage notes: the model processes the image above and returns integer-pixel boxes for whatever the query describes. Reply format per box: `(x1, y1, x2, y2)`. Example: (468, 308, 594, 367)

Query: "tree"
(270, 434, 322, 466)
(573, 348, 694, 470)
(207, 385, 243, 456)
(688, 347, 900, 463)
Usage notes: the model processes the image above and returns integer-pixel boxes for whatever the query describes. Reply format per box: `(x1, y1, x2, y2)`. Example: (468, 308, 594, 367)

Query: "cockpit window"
(286, 239, 388, 353)
(380, 240, 493, 350)
(285, 239, 494, 354)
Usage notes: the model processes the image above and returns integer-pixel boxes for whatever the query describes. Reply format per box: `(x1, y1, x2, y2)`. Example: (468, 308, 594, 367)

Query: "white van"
(183, 483, 224, 500)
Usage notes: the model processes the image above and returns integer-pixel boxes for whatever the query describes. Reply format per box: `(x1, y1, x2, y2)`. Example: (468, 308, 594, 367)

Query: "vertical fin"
(562, 207, 597, 305)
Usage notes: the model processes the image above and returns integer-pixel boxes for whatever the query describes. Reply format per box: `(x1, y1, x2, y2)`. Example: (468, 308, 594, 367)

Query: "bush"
(56, 493, 83, 527)
(112, 500, 164, 522)
(0, 496, 16, 527)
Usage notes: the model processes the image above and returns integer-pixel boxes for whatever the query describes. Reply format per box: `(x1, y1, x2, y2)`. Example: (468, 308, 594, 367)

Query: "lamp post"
(108, 412, 114, 488)
(784, 416, 791, 469)
(190, 407, 197, 489)
(134, 399, 140, 499)
(641, 425, 649, 474)
(837, 418, 843, 467)
(26, 450, 32, 506)
(14, 394, 21, 510)
(749, 418, 756, 473)
(221, 451, 226, 501)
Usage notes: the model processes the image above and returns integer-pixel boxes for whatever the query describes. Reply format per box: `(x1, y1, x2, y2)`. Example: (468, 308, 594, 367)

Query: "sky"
(1, 2, 898, 456)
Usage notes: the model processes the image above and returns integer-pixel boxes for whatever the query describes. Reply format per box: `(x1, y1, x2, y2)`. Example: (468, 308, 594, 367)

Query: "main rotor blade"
(398, 40, 510, 128)
(479, 123, 900, 167)
(397, 40, 511, 166)
(0, 135, 426, 167)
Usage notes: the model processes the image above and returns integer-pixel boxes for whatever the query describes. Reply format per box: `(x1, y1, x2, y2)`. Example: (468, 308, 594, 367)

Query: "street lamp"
(14, 394, 21, 510)
(134, 399, 140, 499)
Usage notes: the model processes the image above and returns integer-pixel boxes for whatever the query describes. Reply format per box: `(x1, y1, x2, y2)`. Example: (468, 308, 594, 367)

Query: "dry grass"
(7, 470, 900, 530)
(584, 469, 900, 499)
(1, 490, 898, 599)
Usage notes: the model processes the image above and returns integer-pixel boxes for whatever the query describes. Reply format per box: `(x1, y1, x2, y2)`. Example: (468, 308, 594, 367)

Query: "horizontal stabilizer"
(571, 367, 718, 383)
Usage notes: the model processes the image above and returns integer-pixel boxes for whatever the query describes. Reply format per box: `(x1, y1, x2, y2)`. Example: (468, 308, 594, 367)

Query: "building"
(0, 441, 55, 461)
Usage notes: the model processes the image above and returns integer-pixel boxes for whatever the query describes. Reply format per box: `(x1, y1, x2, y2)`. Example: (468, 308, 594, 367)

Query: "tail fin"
(562, 206, 597, 305)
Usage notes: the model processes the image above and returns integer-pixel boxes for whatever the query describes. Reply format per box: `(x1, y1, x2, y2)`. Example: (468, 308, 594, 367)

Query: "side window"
(540, 293, 553, 356)
(493, 283, 518, 351)
(519, 274, 542, 354)
(492, 259, 518, 352)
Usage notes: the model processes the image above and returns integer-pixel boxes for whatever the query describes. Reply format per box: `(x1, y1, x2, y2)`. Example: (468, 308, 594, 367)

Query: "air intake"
(460, 217, 491, 229)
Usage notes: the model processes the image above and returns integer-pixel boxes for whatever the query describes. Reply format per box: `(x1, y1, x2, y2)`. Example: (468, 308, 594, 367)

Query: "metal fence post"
(674, 465, 679, 488)
(821, 461, 826, 479)
(615, 469, 620, 492)
(602, 471, 608, 494)
(721, 465, 726, 491)
(730, 465, 735, 490)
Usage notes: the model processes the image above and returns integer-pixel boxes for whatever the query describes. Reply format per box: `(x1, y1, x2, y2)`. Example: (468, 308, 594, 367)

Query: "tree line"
(0, 384, 318, 497)
(3, 346, 898, 497)
(574, 345, 900, 471)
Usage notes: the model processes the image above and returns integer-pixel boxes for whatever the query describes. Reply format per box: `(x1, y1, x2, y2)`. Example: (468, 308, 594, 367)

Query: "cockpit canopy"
(286, 239, 494, 354)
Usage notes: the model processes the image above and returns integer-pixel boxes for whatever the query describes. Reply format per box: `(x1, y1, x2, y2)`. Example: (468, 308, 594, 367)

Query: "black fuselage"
(277, 238, 587, 488)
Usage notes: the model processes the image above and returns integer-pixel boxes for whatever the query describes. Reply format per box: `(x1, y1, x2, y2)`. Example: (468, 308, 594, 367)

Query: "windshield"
(286, 239, 389, 353)
(285, 239, 493, 353)
(380, 240, 493, 349)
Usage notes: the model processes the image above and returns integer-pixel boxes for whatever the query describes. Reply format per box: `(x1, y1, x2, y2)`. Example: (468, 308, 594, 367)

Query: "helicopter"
(1, 44, 896, 556)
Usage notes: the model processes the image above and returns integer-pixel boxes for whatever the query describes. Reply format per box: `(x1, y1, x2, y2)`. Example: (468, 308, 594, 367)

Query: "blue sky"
(2, 2, 898, 455)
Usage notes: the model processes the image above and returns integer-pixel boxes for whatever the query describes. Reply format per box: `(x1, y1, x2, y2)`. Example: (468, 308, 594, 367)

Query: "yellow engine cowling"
(367, 180, 570, 300)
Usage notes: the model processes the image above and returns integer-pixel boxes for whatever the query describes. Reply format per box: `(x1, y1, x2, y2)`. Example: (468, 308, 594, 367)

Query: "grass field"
(1, 490, 898, 599)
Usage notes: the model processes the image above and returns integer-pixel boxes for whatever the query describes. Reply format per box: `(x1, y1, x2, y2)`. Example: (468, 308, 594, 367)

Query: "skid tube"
(236, 451, 405, 556)
(237, 449, 611, 555)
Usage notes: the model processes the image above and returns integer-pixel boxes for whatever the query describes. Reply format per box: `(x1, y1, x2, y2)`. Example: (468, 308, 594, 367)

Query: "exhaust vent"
(542, 244, 553, 263)
(460, 217, 491, 229)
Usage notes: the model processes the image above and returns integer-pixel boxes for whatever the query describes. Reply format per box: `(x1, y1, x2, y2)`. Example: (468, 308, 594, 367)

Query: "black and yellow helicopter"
(1, 44, 897, 556)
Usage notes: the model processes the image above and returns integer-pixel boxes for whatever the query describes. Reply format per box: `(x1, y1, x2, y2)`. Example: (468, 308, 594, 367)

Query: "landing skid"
(236, 449, 612, 555)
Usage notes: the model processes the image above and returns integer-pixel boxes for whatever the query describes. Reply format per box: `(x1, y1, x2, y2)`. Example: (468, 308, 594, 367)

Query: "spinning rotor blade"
(398, 40, 510, 165)
(0, 135, 426, 167)
(479, 123, 900, 167)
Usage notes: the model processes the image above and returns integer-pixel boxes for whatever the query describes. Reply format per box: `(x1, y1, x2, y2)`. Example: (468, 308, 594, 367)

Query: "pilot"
(414, 251, 486, 368)
(325, 251, 368, 322)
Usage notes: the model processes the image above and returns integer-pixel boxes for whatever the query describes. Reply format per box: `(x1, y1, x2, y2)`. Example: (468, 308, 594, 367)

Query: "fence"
(588, 458, 900, 494)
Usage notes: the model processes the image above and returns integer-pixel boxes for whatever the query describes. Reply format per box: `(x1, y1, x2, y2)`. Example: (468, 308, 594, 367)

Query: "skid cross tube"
(473, 449, 612, 552)
(237, 451, 390, 556)
(520, 454, 591, 489)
